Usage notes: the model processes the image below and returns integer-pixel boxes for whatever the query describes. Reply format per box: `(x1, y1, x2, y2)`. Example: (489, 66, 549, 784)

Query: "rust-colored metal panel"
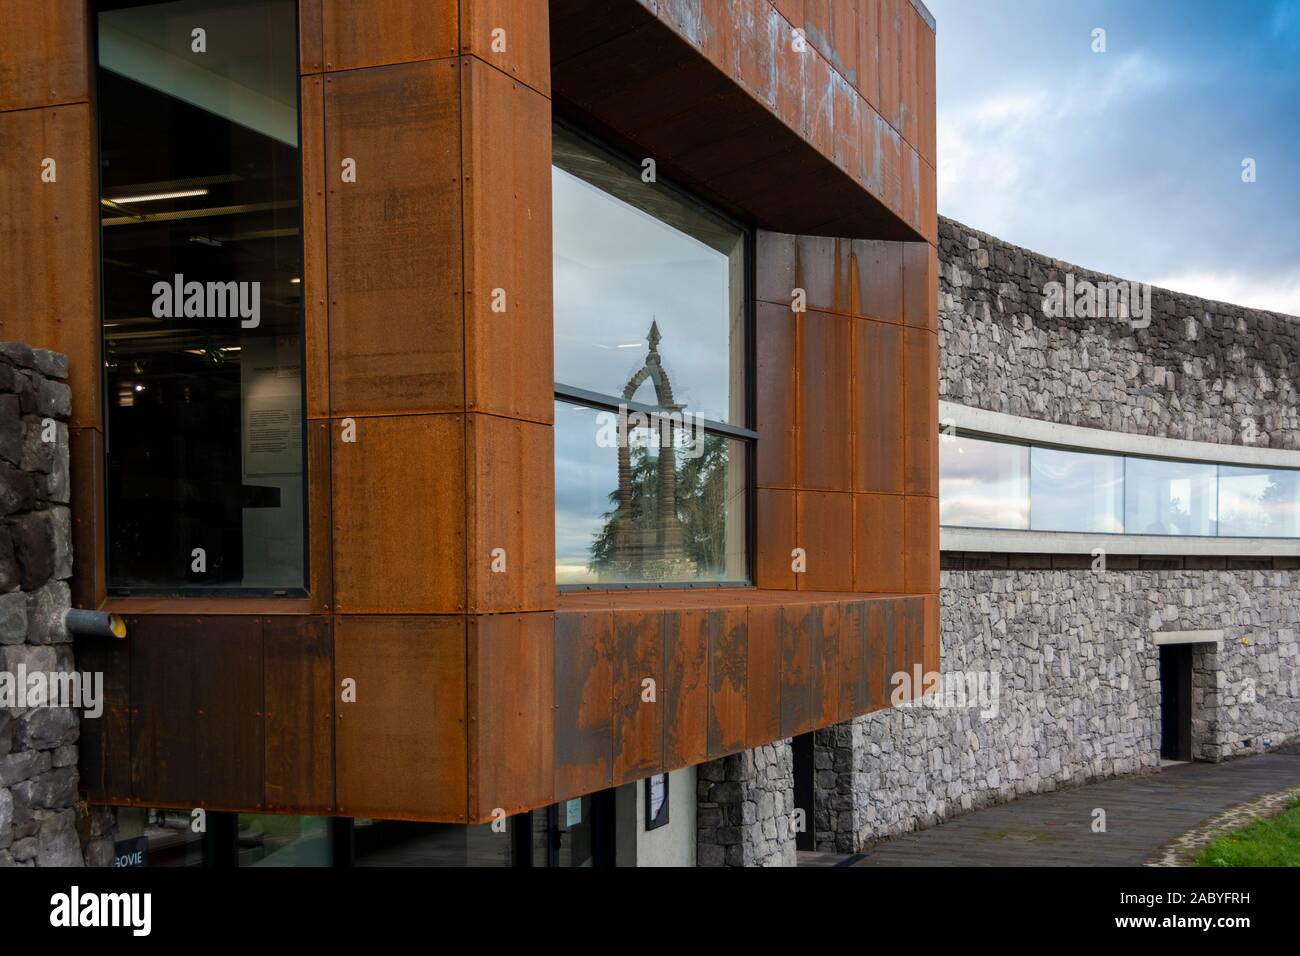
(335, 615, 466, 821)
(903, 325, 938, 495)
(779, 604, 815, 737)
(707, 606, 748, 757)
(918, 17, 936, 166)
(466, 413, 555, 613)
(901, 141, 921, 235)
(899, 0, 918, 147)
(853, 492, 905, 591)
(857, 0, 881, 110)
(299, 0, 324, 74)
(816, 602, 841, 727)
(877, 0, 902, 130)
(852, 316, 904, 494)
(794, 235, 851, 316)
(324, 61, 463, 417)
(611, 609, 665, 785)
(0, 0, 89, 111)
(75, 629, 131, 801)
(550, 2, 921, 242)
(756, 230, 797, 306)
(745, 603, 782, 747)
(468, 612, 555, 819)
(831, 69, 862, 185)
(796, 491, 853, 591)
(803, 48, 834, 159)
(772, 0, 805, 29)
(920, 158, 937, 244)
(922, 591, 940, 675)
(865, 597, 892, 711)
(663, 608, 709, 768)
(735, 0, 777, 109)
(839, 599, 868, 720)
(875, 110, 903, 217)
(460, 0, 552, 96)
(900, 594, 924, 700)
(755, 487, 797, 589)
(331, 414, 466, 613)
(852, 238, 903, 322)
(307, 422, 333, 614)
(755, 301, 798, 488)
(772, 7, 806, 133)
(263, 616, 334, 812)
(129, 616, 264, 809)
(320, 0, 458, 71)
(0, 104, 99, 429)
(461, 58, 554, 424)
(902, 240, 937, 332)
(554, 609, 614, 801)
(300, 75, 329, 419)
(806, 0, 859, 88)
(904, 494, 940, 593)
(798, 309, 852, 491)
(69, 426, 105, 611)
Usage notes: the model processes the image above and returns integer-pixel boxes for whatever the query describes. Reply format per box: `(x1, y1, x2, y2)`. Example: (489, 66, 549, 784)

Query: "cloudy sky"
(926, 0, 1300, 316)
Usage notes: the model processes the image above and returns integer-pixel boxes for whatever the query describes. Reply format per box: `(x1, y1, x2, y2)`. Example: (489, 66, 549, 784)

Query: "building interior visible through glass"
(96, 0, 305, 591)
(552, 126, 748, 585)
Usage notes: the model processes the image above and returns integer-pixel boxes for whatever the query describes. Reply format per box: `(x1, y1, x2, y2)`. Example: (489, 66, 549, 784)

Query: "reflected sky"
(1219, 465, 1300, 537)
(1030, 447, 1124, 533)
(553, 162, 739, 423)
(940, 435, 1030, 529)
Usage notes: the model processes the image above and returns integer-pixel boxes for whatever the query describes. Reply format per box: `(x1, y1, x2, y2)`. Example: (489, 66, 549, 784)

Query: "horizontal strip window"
(941, 432, 1300, 539)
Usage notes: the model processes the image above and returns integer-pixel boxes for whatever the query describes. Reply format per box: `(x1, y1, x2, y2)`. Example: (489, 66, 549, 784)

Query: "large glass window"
(1218, 466, 1300, 538)
(1030, 447, 1124, 533)
(941, 432, 1300, 540)
(553, 126, 749, 586)
(96, 0, 305, 593)
(939, 435, 1030, 530)
(1124, 457, 1217, 536)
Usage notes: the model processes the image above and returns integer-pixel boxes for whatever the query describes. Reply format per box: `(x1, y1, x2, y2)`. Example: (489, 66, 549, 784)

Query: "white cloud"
(1148, 270, 1300, 318)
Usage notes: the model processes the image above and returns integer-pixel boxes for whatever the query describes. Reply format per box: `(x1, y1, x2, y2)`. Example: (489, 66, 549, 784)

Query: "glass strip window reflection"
(940, 433, 1300, 538)
(96, 0, 306, 593)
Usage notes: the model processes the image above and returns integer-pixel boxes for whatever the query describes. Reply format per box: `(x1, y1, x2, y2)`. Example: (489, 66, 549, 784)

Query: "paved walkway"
(803, 750, 1300, 867)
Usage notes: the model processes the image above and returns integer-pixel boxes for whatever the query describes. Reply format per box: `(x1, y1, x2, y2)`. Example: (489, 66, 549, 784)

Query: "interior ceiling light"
(102, 188, 209, 204)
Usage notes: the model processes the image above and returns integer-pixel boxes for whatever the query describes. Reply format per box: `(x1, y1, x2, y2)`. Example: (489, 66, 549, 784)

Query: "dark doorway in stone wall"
(1160, 644, 1194, 761)
(792, 732, 816, 851)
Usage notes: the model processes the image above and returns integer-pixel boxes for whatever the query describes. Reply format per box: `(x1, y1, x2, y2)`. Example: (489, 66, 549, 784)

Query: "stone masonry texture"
(696, 740, 797, 867)
(0, 343, 85, 867)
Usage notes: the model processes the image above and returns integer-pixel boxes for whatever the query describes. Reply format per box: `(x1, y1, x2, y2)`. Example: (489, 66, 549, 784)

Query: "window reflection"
(555, 402, 747, 585)
(552, 126, 745, 425)
(1030, 447, 1124, 533)
(237, 814, 331, 867)
(1124, 457, 1217, 536)
(939, 435, 1030, 530)
(1219, 466, 1300, 537)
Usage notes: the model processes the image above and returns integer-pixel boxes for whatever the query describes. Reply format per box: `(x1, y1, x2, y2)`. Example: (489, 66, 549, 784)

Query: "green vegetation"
(1195, 798, 1300, 867)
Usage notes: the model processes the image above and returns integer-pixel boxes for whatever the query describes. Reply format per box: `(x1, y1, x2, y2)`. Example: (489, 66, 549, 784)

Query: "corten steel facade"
(0, 0, 937, 827)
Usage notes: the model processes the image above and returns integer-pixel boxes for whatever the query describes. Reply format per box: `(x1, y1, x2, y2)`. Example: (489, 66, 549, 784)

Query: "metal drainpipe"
(63, 609, 127, 639)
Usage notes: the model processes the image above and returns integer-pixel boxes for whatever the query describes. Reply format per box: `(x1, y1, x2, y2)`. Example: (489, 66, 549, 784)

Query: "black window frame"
(552, 120, 757, 591)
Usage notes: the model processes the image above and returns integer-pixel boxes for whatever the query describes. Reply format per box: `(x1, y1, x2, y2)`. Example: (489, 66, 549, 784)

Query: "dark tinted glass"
(97, 0, 305, 591)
